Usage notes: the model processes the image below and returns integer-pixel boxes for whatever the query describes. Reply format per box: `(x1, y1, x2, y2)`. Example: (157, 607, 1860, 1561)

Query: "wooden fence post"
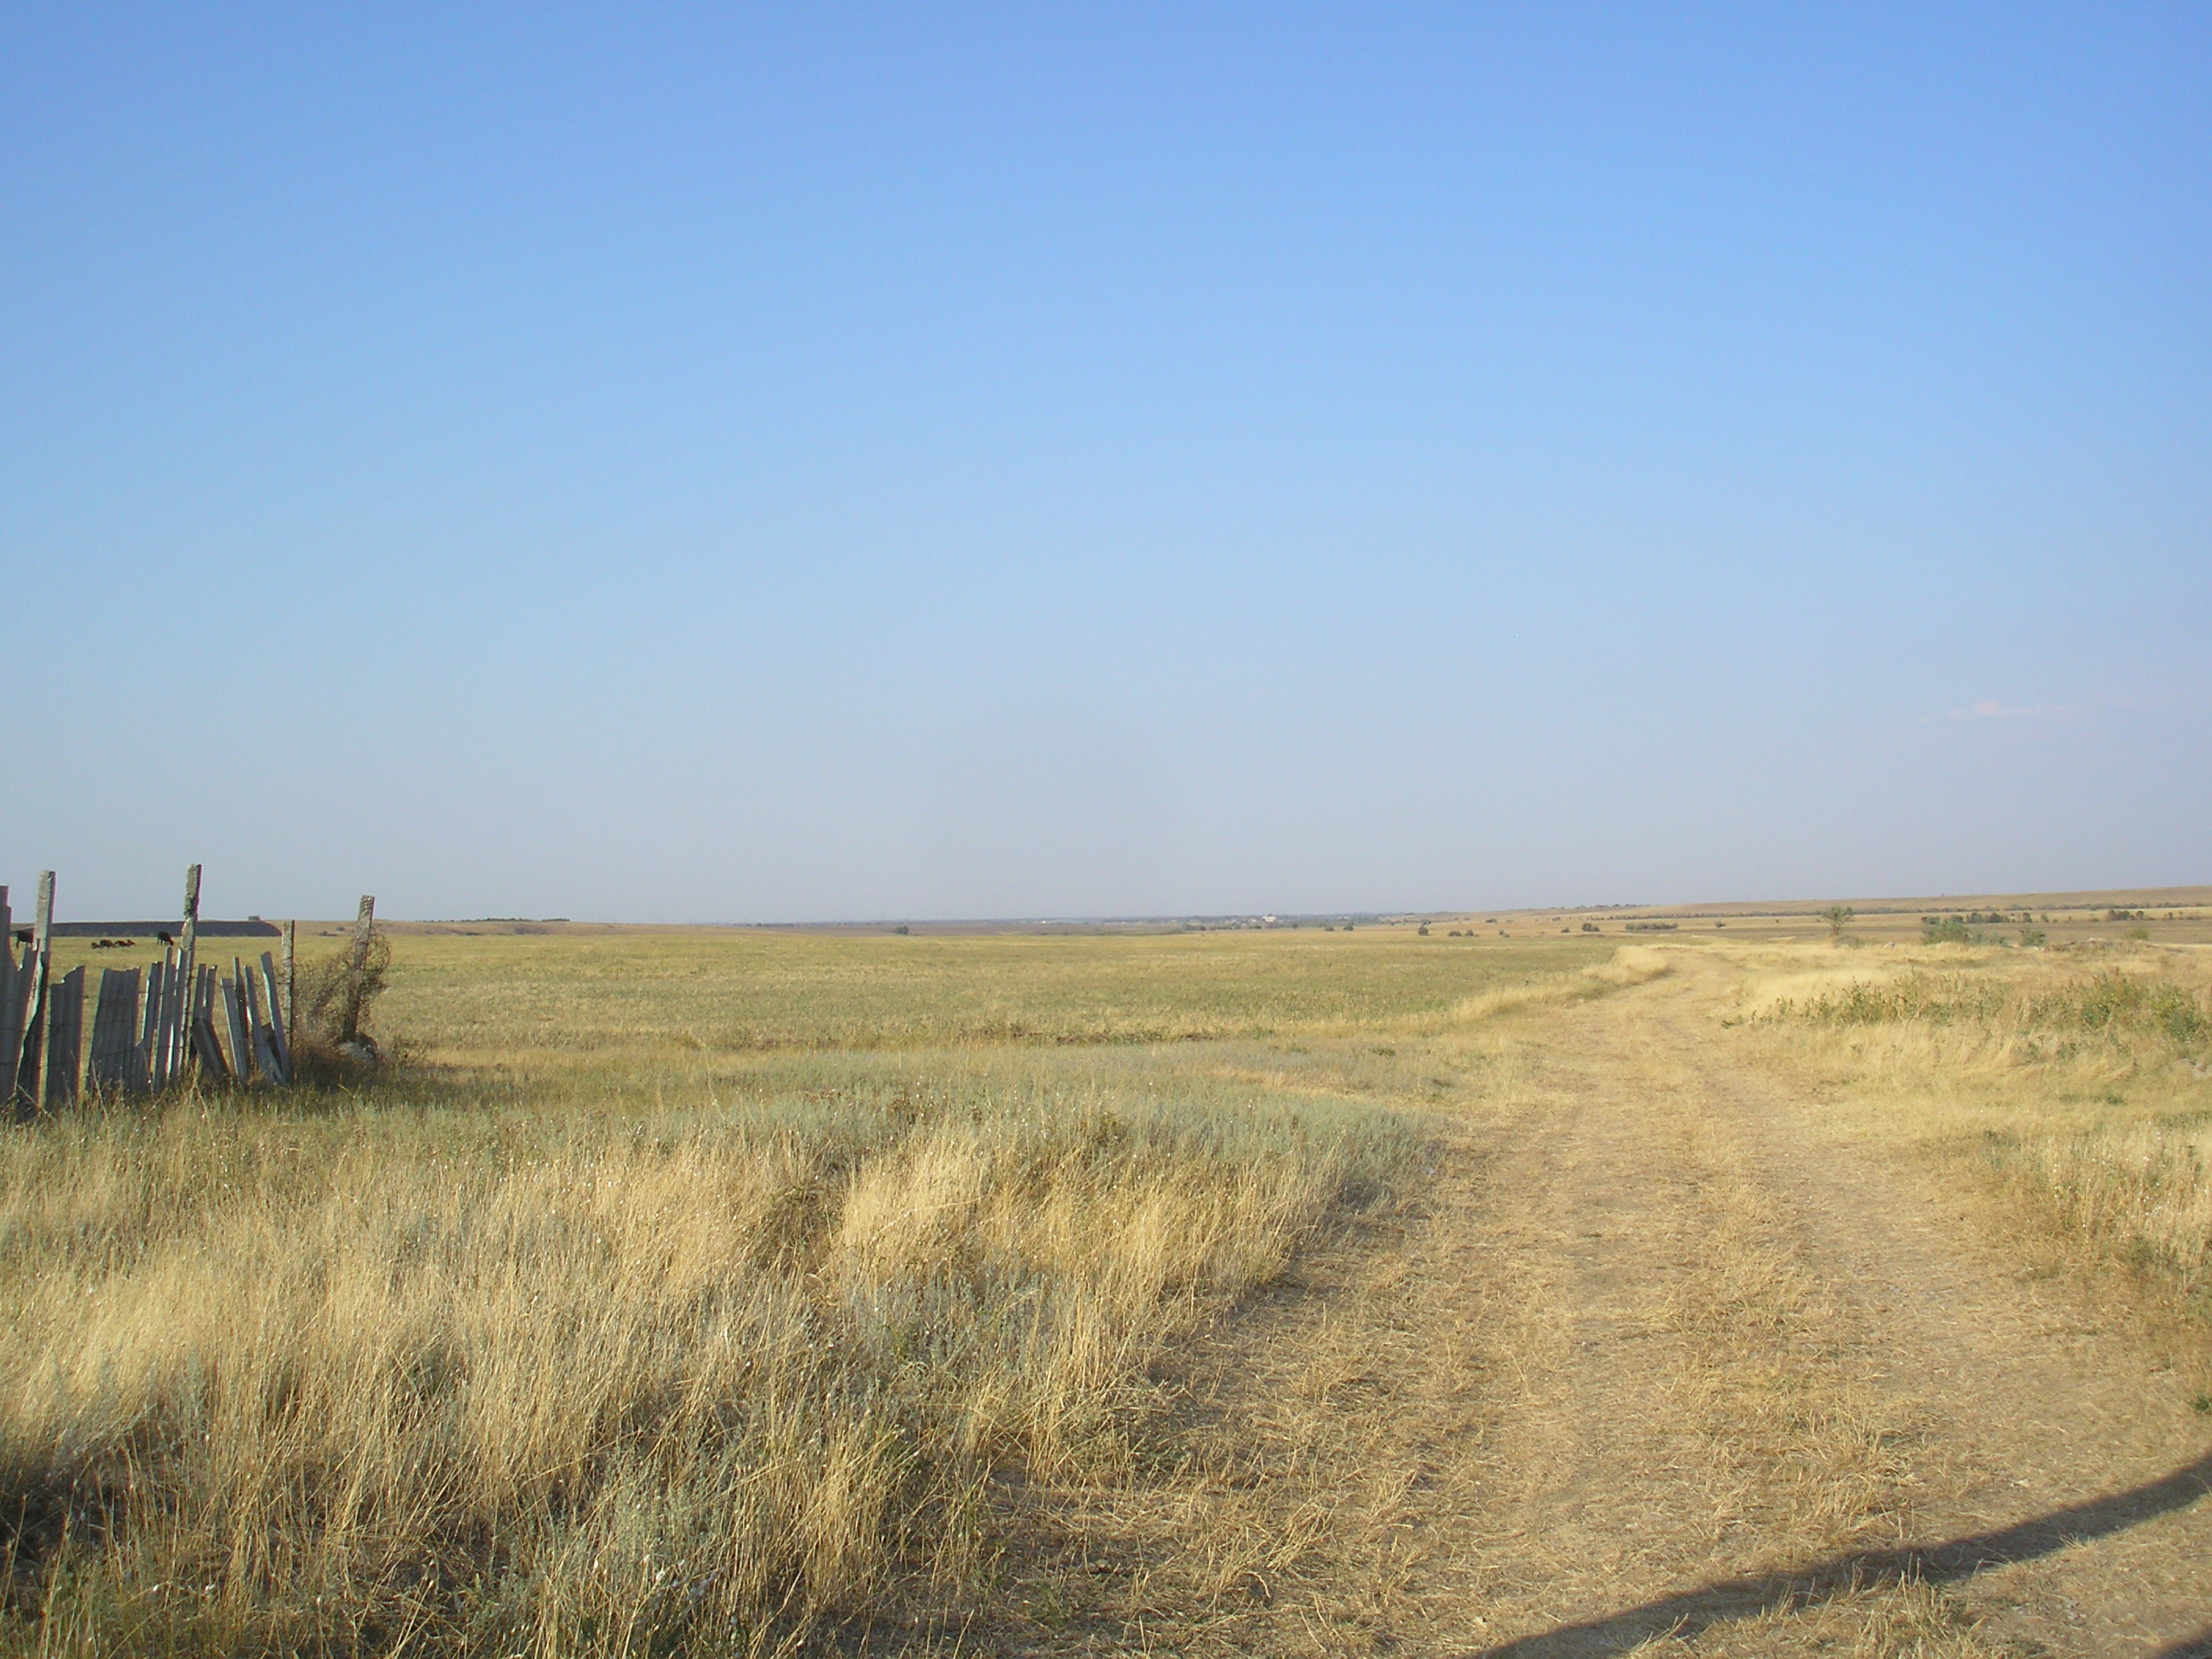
(281, 920, 296, 1056)
(173, 865, 201, 1082)
(340, 895, 375, 1044)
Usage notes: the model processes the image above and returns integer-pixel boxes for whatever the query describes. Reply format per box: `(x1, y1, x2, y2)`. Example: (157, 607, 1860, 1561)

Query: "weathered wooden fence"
(2, 865, 324, 1115)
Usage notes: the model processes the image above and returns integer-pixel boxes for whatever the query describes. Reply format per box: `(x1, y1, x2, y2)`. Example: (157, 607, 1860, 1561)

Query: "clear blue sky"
(4, 4, 2207, 922)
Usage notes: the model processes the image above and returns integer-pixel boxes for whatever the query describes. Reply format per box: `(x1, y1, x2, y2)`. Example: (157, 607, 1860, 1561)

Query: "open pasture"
(5, 917, 2210, 1656)
(363, 926, 1610, 1087)
(0, 928, 1600, 1657)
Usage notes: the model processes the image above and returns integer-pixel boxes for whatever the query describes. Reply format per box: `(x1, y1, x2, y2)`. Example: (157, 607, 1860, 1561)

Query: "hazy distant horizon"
(5, 4, 2206, 925)
(15, 883, 2203, 936)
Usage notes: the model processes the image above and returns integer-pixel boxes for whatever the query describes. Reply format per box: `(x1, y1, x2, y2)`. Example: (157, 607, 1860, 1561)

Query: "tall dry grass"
(0, 1076, 1415, 1656)
(1742, 946, 2212, 1301)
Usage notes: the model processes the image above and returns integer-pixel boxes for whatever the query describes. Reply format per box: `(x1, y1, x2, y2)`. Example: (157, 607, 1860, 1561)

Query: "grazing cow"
(157, 930, 174, 946)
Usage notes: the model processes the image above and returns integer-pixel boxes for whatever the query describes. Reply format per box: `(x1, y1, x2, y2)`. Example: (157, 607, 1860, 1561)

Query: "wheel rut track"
(1213, 957, 2212, 1657)
(1635, 964, 2212, 1654)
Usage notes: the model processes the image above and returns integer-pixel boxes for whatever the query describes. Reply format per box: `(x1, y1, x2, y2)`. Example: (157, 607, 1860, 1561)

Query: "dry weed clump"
(289, 928, 397, 1084)
(0, 1079, 1412, 1657)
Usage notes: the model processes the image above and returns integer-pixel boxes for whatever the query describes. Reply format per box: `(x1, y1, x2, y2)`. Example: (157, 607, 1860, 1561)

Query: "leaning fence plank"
(152, 956, 171, 1089)
(191, 1016, 229, 1081)
(43, 965, 84, 1110)
(162, 948, 189, 1088)
(90, 967, 142, 1093)
(140, 958, 162, 1090)
(144, 955, 170, 1090)
(221, 970, 252, 1082)
(123, 964, 149, 1093)
(0, 954, 29, 1110)
(152, 950, 180, 1090)
(240, 960, 266, 1051)
(231, 958, 253, 1078)
(191, 965, 229, 1082)
(167, 948, 190, 1085)
(13, 872, 55, 1113)
(258, 952, 291, 1080)
(243, 963, 284, 1086)
(0, 887, 19, 1102)
(252, 1023, 285, 1086)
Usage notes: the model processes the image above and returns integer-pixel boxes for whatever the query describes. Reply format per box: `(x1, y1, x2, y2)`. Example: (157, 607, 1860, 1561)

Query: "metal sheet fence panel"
(89, 966, 142, 1093)
(13, 873, 54, 1112)
(43, 965, 84, 1109)
(0, 961, 28, 1104)
(0, 941, 20, 1107)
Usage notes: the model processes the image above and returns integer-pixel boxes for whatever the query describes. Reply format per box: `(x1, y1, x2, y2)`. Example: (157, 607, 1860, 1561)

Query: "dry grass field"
(4, 913, 2210, 1656)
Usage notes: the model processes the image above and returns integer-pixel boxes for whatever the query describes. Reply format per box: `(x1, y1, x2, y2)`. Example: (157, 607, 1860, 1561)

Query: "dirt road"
(1194, 956, 2212, 1657)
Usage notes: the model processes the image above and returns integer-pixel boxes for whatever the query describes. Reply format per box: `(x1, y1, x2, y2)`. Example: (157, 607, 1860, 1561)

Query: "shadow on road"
(1468, 1450, 2212, 1657)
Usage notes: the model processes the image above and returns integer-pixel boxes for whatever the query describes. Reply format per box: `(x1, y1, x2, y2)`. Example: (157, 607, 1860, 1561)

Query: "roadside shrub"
(304, 931, 390, 1047)
(291, 927, 395, 1082)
